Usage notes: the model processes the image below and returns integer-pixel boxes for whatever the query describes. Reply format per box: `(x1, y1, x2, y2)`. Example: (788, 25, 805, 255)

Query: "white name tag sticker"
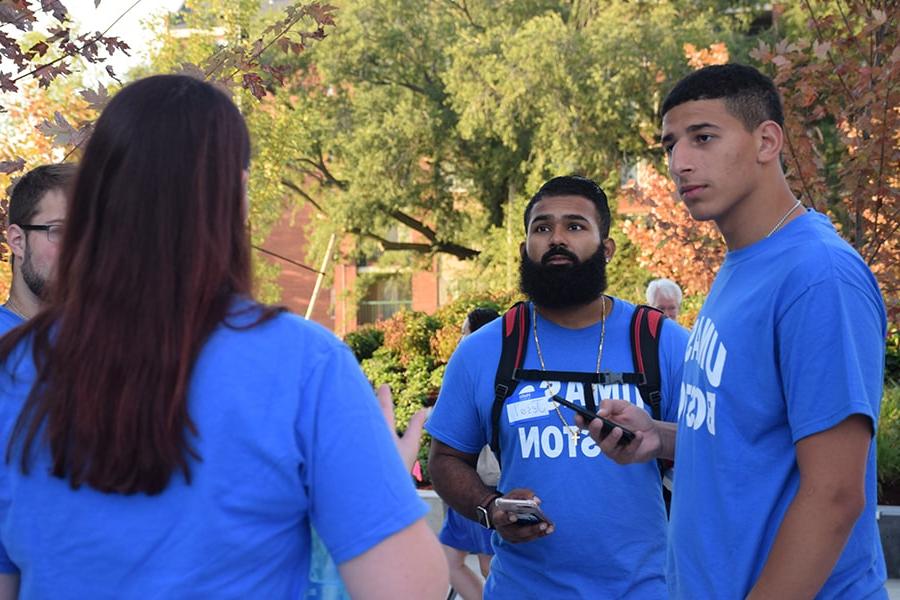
(506, 393, 552, 424)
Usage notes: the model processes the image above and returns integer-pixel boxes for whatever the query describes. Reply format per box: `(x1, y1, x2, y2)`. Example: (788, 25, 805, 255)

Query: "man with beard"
(426, 176, 690, 599)
(1, 164, 74, 333)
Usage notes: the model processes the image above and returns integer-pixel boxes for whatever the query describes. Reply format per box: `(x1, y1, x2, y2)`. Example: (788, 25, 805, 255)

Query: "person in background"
(0, 74, 448, 599)
(1, 164, 75, 333)
(645, 278, 683, 321)
(440, 307, 500, 600)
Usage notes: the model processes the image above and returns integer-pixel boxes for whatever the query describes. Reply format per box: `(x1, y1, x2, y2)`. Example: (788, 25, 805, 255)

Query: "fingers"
(376, 383, 395, 430)
(494, 520, 554, 543)
(491, 489, 555, 543)
(395, 408, 427, 472)
(597, 398, 632, 419)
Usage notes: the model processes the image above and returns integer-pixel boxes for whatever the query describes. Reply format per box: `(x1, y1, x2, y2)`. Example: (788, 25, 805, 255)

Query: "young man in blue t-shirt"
(587, 64, 888, 598)
(427, 175, 690, 599)
(1, 164, 74, 334)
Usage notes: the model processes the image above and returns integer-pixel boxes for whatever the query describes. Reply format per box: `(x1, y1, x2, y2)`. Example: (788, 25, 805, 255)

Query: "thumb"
(396, 408, 427, 472)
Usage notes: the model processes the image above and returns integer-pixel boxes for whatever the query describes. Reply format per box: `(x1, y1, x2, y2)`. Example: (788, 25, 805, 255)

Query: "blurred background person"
(646, 278, 683, 321)
(1, 164, 75, 333)
(441, 307, 500, 600)
(0, 74, 447, 599)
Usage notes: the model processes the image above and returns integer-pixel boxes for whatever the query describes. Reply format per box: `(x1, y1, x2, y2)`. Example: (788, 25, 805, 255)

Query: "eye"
(662, 142, 674, 156)
(695, 134, 713, 144)
(533, 224, 551, 233)
(568, 223, 585, 231)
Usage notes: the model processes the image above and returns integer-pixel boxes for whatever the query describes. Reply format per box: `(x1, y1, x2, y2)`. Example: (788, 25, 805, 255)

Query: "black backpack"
(489, 301, 670, 479)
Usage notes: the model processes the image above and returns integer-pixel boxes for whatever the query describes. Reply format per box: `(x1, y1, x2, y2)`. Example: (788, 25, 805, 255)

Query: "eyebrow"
(660, 122, 722, 144)
(530, 213, 591, 225)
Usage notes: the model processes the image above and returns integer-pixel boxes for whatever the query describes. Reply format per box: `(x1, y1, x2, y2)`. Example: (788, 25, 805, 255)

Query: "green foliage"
(886, 325, 900, 385)
(878, 385, 900, 504)
(262, 0, 766, 274)
(349, 293, 517, 484)
(344, 326, 384, 361)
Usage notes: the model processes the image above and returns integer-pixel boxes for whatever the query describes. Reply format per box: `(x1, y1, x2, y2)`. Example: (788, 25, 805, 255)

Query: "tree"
(262, 0, 754, 275)
(751, 0, 898, 322)
(0, 0, 336, 296)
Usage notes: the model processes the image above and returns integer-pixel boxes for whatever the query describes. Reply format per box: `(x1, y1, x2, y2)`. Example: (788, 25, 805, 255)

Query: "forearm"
(429, 445, 495, 521)
(655, 420, 677, 461)
(747, 482, 863, 599)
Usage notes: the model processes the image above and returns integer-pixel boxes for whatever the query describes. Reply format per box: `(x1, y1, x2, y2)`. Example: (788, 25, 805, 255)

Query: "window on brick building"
(358, 274, 412, 325)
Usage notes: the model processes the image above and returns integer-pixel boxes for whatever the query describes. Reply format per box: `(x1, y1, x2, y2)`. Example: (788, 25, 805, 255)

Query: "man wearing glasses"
(1, 163, 75, 333)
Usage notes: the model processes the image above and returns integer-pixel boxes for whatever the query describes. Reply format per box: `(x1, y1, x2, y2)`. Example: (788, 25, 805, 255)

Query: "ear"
(602, 237, 616, 262)
(6, 224, 25, 262)
(519, 241, 526, 259)
(756, 120, 784, 165)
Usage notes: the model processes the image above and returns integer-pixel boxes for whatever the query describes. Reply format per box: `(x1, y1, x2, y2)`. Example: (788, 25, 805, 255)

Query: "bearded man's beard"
(518, 245, 607, 309)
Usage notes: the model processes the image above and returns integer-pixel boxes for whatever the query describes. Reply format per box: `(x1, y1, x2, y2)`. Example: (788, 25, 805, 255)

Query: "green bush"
(878, 384, 900, 504)
(885, 325, 899, 384)
(345, 293, 519, 486)
(344, 326, 384, 362)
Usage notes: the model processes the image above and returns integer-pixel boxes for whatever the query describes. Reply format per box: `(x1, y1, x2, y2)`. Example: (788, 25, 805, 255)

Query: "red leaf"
(40, 0, 67, 22)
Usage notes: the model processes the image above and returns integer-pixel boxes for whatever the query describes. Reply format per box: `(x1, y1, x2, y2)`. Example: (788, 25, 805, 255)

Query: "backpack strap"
(630, 305, 665, 422)
(490, 302, 529, 467)
(630, 304, 673, 514)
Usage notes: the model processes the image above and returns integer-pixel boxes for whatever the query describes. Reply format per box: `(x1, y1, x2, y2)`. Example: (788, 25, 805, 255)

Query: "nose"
(548, 224, 567, 246)
(668, 143, 693, 178)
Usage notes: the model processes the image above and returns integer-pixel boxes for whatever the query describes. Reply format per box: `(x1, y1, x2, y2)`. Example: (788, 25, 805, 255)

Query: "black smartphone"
(551, 395, 636, 447)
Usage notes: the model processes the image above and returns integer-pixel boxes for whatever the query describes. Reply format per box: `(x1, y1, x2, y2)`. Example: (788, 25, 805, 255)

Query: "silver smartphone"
(494, 497, 547, 525)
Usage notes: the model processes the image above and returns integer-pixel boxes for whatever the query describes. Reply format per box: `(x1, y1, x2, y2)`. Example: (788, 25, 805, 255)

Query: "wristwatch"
(476, 493, 502, 529)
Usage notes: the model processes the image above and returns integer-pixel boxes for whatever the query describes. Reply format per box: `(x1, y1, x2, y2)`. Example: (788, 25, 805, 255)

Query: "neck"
(534, 295, 609, 329)
(719, 176, 799, 250)
(5, 282, 42, 320)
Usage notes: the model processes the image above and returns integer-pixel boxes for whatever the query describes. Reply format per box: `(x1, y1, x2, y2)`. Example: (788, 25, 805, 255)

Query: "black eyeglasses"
(17, 223, 64, 244)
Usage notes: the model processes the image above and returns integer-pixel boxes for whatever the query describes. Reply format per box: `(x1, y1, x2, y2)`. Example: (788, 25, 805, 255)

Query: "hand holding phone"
(494, 497, 547, 526)
(551, 395, 636, 447)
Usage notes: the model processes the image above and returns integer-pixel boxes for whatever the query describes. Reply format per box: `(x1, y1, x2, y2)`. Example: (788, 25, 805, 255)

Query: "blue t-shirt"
(0, 305, 23, 336)
(427, 298, 689, 599)
(669, 211, 888, 599)
(0, 302, 427, 598)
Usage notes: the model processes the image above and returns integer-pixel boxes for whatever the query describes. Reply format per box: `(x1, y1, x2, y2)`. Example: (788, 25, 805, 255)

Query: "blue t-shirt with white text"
(428, 298, 689, 600)
(669, 211, 888, 599)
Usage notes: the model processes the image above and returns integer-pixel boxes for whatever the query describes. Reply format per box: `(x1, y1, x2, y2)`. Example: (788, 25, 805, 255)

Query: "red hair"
(0, 75, 279, 494)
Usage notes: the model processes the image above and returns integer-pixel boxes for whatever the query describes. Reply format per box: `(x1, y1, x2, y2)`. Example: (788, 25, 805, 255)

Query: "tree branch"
(388, 209, 437, 242)
(281, 177, 325, 213)
(441, 0, 484, 32)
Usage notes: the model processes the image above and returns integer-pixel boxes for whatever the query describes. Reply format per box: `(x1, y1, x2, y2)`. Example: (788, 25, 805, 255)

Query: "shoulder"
(0, 307, 24, 337)
(774, 212, 884, 320)
(780, 212, 879, 289)
(207, 299, 352, 369)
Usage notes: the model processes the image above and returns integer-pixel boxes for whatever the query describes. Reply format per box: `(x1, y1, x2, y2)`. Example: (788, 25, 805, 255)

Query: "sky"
(64, 0, 185, 77)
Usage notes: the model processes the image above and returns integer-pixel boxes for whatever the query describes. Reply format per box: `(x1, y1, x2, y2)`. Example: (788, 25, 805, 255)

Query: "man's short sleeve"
(777, 277, 886, 442)
(426, 339, 487, 454)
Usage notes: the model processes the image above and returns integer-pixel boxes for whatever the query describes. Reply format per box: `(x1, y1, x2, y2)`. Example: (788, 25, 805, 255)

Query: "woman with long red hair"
(0, 74, 447, 598)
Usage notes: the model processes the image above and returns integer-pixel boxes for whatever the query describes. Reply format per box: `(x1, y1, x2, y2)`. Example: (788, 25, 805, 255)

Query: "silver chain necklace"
(767, 199, 803, 237)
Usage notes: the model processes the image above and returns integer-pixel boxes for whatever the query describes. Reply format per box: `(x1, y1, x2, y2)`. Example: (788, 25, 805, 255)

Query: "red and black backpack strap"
(629, 305, 665, 423)
(490, 302, 529, 467)
(630, 304, 674, 512)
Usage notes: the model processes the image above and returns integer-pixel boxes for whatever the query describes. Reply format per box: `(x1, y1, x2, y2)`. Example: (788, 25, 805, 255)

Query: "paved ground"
(889, 579, 900, 598)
